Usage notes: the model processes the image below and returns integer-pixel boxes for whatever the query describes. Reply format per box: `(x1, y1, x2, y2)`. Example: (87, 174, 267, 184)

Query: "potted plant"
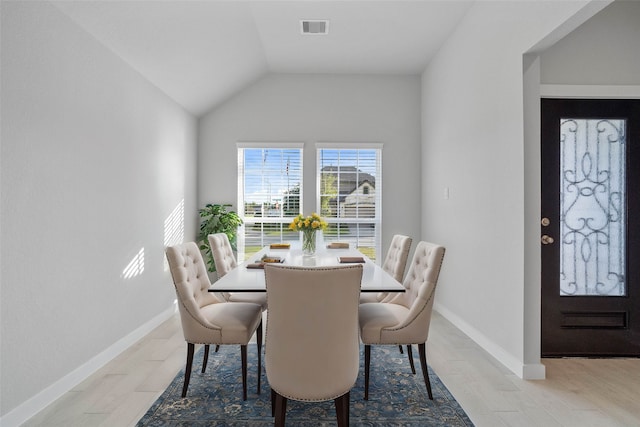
(197, 203, 243, 272)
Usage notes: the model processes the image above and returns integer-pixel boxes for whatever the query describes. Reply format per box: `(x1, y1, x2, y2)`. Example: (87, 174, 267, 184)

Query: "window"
(317, 144, 382, 260)
(237, 144, 303, 260)
(237, 143, 382, 262)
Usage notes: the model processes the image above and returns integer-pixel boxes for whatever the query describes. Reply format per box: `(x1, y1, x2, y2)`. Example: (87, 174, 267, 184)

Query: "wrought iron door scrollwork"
(559, 119, 626, 296)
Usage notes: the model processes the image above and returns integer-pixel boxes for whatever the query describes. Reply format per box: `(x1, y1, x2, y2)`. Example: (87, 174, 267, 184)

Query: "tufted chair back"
(381, 234, 412, 282)
(358, 240, 445, 401)
(207, 233, 267, 310)
(385, 241, 445, 343)
(264, 264, 363, 425)
(208, 233, 237, 278)
(165, 241, 264, 400)
(360, 234, 412, 304)
(165, 242, 223, 343)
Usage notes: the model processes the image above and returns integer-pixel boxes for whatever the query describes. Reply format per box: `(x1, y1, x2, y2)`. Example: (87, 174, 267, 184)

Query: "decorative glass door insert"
(559, 118, 626, 296)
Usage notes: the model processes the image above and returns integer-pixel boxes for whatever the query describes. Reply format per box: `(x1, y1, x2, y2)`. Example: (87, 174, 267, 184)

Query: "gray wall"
(198, 73, 422, 261)
(420, 0, 606, 378)
(541, 0, 640, 85)
(0, 1, 197, 420)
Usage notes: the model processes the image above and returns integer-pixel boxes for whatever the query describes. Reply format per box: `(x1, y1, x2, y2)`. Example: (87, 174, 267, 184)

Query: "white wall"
(540, 0, 640, 86)
(198, 73, 422, 259)
(0, 1, 197, 422)
(420, 0, 605, 378)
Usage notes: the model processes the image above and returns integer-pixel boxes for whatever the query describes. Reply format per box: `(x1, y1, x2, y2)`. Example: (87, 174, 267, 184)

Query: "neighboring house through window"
(317, 143, 382, 260)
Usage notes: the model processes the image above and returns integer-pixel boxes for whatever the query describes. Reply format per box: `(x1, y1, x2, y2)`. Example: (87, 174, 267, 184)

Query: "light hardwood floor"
(22, 311, 640, 427)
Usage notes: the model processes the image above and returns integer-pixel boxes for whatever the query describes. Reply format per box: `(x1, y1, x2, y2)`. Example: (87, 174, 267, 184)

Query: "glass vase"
(302, 229, 317, 256)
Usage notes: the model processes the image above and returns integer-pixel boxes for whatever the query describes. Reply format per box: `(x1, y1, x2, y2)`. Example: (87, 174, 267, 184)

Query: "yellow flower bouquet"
(289, 213, 327, 255)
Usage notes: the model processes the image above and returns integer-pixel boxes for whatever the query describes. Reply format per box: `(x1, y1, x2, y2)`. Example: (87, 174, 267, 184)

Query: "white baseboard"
(434, 303, 545, 380)
(523, 362, 546, 380)
(0, 305, 177, 427)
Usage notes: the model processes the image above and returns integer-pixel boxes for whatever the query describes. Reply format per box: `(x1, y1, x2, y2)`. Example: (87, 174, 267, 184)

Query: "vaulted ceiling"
(51, 1, 474, 116)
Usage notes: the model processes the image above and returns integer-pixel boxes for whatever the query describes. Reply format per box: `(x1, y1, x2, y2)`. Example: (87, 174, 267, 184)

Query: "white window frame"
(316, 142, 383, 261)
(237, 142, 304, 261)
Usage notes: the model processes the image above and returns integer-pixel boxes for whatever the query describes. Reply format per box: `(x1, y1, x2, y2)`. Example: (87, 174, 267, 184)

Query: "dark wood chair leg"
(418, 343, 433, 400)
(201, 344, 210, 373)
(399, 345, 404, 354)
(364, 345, 371, 400)
(241, 345, 248, 401)
(215, 344, 220, 352)
(256, 321, 262, 394)
(274, 391, 287, 427)
(406, 344, 416, 374)
(182, 343, 195, 398)
(335, 391, 350, 427)
(271, 388, 276, 417)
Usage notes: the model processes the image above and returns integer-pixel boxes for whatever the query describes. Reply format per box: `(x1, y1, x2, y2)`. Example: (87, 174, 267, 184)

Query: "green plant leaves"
(197, 204, 243, 272)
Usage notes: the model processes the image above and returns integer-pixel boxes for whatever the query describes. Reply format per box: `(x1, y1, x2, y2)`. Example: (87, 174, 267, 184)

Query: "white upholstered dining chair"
(359, 234, 412, 304)
(359, 234, 413, 360)
(208, 232, 268, 310)
(264, 264, 363, 427)
(359, 240, 445, 400)
(165, 242, 263, 400)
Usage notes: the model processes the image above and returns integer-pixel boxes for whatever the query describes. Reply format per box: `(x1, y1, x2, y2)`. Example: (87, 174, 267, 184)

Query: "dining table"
(209, 243, 405, 294)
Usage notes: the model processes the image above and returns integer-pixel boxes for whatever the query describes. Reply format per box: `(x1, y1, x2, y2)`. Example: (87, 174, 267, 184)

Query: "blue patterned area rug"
(137, 345, 474, 426)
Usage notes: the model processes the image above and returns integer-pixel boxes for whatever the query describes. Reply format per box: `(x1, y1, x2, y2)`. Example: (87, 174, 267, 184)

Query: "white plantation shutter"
(237, 143, 303, 260)
(317, 143, 382, 261)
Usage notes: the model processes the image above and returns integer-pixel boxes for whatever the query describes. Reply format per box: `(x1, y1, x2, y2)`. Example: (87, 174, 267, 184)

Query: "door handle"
(541, 235, 555, 245)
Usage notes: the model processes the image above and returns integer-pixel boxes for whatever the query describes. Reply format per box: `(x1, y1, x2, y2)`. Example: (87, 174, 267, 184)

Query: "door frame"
(522, 82, 640, 378)
(540, 97, 640, 357)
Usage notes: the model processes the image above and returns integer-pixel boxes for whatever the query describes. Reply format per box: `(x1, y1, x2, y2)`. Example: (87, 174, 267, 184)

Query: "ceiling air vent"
(300, 20, 329, 35)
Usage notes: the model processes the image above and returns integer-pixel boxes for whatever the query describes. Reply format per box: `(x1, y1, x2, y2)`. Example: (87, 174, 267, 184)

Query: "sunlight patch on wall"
(164, 199, 184, 246)
(164, 199, 185, 271)
(122, 247, 145, 279)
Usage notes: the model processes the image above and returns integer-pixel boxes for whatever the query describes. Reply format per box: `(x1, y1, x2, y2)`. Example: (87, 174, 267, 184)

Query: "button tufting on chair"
(359, 241, 445, 401)
(165, 242, 263, 400)
(208, 233, 267, 311)
(359, 234, 412, 304)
